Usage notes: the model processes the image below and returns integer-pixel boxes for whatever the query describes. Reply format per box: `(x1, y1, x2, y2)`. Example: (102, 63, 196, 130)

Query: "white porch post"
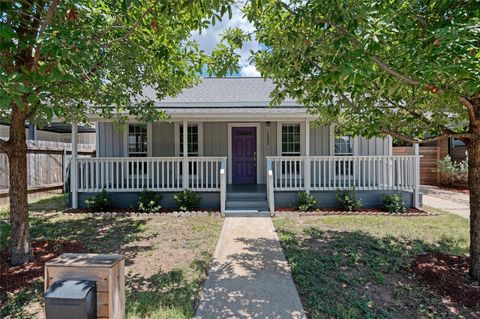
(267, 158, 275, 215)
(182, 120, 189, 189)
(71, 122, 78, 208)
(413, 143, 420, 208)
(220, 158, 226, 215)
(304, 119, 311, 193)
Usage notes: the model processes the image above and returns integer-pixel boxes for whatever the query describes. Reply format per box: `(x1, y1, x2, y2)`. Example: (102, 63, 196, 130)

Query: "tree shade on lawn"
(0, 0, 241, 265)
(245, 0, 480, 280)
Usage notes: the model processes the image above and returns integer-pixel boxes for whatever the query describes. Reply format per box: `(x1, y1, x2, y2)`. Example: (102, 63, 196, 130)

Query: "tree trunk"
(8, 114, 32, 266)
(468, 139, 480, 280)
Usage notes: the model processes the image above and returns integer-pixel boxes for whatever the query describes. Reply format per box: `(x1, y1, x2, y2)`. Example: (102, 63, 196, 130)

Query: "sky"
(191, 5, 262, 77)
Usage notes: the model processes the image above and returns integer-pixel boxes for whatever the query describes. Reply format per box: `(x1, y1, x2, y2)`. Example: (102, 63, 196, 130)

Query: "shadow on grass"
(0, 280, 43, 319)
(28, 214, 152, 263)
(126, 255, 211, 319)
(28, 194, 68, 212)
(276, 225, 472, 319)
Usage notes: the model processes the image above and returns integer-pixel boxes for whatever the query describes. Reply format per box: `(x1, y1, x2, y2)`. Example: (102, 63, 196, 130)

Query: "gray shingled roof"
(142, 77, 300, 108)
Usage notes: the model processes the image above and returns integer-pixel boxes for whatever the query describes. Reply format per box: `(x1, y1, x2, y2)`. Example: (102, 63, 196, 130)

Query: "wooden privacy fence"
(0, 140, 95, 192)
(393, 146, 440, 185)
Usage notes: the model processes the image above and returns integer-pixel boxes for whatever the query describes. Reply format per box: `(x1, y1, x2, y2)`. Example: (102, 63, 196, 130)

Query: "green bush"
(382, 194, 406, 213)
(296, 191, 317, 212)
(85, 189, 111, 212)
(174, 190, 200, 211)
(437, 155, 468, 186)
(336, 189, 362, 211)
(136, 190, 162, 213)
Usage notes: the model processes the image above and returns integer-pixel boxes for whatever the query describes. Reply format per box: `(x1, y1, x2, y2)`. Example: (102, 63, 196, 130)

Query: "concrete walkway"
(421, 185, 470, 219)
(195, 217, 306, 319)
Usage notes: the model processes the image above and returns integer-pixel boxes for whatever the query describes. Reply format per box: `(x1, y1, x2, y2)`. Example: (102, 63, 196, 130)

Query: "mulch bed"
(0, 240, 87, 296)
(63, 207, 220, 215)
(412, 253, 480, 310)
(275, 207, 432, 217)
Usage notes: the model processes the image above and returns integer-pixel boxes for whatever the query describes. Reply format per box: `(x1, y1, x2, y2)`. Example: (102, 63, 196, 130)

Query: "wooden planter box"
(45, 253, 125, 319)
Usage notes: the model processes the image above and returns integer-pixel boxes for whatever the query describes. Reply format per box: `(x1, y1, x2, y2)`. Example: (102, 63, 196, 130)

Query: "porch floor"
(227, 183, 266, 193)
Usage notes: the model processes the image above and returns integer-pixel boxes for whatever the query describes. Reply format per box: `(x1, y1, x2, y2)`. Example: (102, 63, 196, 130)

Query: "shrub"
(85, 189, 111, 212)
(437, 155, 468, 186)
(382, 194, 406, 213)
(296, 191, 317, 212)
(174, 190, 200, 211)
(336, 189, 362, 211)
(136, 190, 162, 213)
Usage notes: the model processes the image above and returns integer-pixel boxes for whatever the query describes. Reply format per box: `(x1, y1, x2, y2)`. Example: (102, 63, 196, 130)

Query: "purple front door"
(232, 127, 257, 184)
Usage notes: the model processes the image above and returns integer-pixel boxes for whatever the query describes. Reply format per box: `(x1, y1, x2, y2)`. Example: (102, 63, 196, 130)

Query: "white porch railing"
(76, 157, 227, 192)
(266, 156, 418, 191)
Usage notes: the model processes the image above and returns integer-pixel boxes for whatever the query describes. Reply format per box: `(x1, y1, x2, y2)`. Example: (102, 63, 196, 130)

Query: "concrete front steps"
(225, 187, 270, 217)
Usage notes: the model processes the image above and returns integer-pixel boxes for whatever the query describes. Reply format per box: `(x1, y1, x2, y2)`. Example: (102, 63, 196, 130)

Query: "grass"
(0, 195, 223, 319)
(273, 209, 474, 319)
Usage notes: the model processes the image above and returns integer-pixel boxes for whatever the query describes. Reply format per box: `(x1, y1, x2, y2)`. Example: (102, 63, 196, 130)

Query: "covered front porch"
(69, 152, 420, 213)
(69, 107, 420, 212)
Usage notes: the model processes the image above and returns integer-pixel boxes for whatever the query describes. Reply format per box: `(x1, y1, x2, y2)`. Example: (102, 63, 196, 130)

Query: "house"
(69, 77, 421, 213)
(0, 122, 96, 144)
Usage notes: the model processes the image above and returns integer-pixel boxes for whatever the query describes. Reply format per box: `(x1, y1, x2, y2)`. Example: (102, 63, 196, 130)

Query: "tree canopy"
(246, 0, 479, 142)
(0, 0, 241, 126)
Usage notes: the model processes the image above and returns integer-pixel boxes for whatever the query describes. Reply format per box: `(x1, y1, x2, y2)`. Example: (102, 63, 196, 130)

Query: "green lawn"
(274, 209, 475, 319)
(0, 195, 223, 319)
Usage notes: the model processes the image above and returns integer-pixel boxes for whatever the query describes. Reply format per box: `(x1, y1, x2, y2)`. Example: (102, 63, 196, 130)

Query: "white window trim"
(227, 123, 261, 184)
(277, 121, 306, 156)
(174, 122, 204, 156)
(123, 123, 152, 157)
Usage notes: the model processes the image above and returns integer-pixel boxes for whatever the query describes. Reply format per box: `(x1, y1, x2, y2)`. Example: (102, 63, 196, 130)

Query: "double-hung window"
(179, 124, 199, 175)
(334, 130, 354, 176)
(281, 124, 301, 174)
(128, 124, 148, 175)
(282, 124, 301, 156)
(334, 136, 353, 156)
(128, 124, 147, 157)
(179, 124, 199, 157)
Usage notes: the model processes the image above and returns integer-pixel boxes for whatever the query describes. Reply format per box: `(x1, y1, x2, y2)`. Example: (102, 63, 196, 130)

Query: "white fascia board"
(87, 109, 314, 122)
(155, 100, 300, 108)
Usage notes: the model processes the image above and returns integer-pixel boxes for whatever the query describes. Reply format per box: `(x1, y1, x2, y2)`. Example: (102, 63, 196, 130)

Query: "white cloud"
(240, 65, 261, 77)
(190, 5, 261, 77)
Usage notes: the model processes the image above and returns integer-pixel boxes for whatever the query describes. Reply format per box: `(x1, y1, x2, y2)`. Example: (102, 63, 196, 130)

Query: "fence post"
(220, 159, 226, 215)
(267, 159, 275, 215)
(413, 144, 420, 208)
(62, 148, 66, 185)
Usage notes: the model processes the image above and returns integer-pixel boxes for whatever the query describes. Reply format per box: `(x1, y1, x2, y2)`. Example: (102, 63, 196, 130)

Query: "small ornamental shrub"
(137, 190, 162, 213)
(85, 189, 111, 212)
(382, 194, 406, 214)
(437, 155, 468, 186)
(336, 189, 362, 211)
(296, 191, 317, 212)
(174, 190, 201, 211)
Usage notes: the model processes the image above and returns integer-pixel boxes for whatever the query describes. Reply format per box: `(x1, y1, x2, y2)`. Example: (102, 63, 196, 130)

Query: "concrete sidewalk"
(421, 185, 470, 219)
(195, 217, 306, 319)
